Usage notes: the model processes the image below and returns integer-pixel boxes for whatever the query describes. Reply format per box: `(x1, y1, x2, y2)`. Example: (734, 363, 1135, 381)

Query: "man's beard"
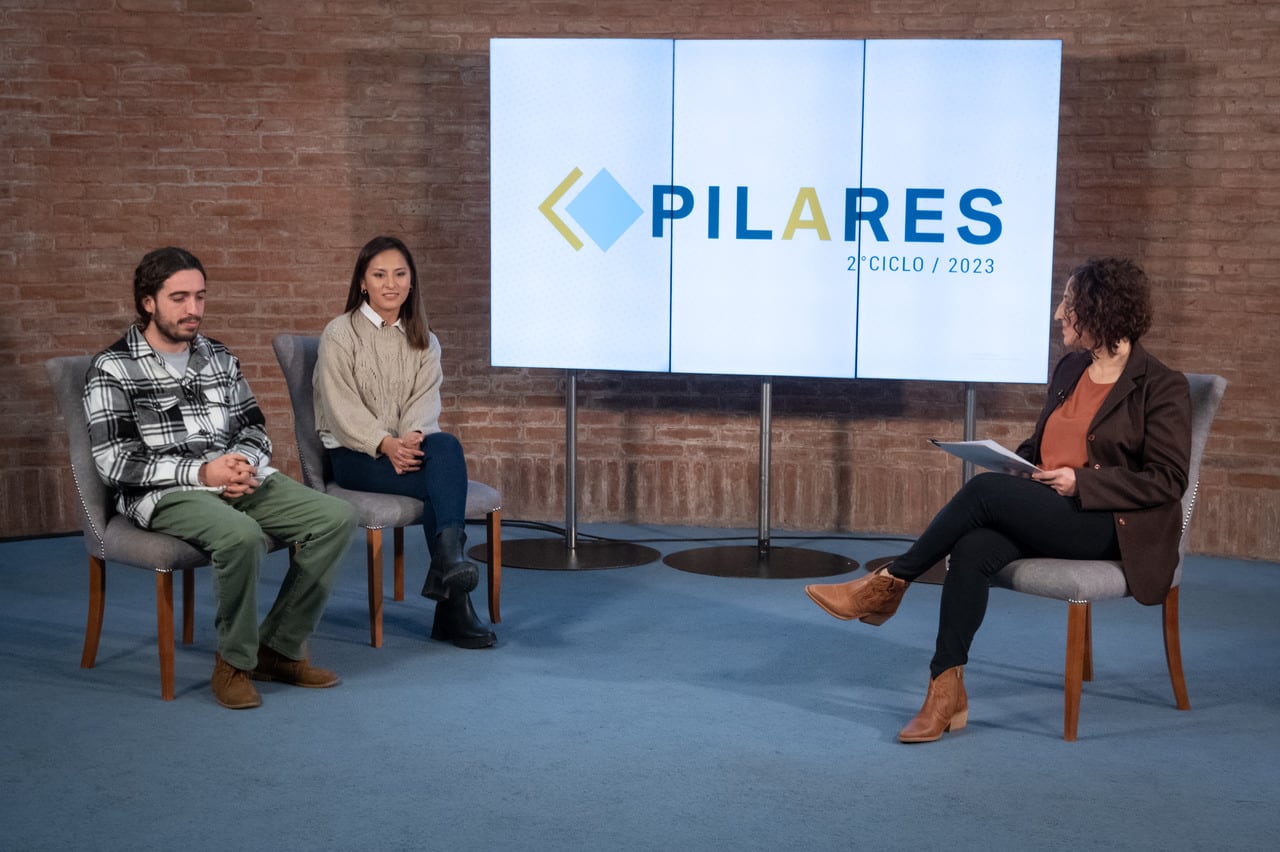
(153, 315, 199, 346)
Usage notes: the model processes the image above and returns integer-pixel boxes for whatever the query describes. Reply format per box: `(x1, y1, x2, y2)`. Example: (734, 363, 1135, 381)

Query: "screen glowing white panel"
(668, 40, 864, 378)
(490, 39, 674, 371)
(489, 38, 1062, 383)
(853, 39, 1061, 383)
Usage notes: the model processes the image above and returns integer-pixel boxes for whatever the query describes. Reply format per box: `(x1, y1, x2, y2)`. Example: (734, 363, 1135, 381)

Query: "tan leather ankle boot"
(804, 567, 908, 624)
(898, 666, 967, 743)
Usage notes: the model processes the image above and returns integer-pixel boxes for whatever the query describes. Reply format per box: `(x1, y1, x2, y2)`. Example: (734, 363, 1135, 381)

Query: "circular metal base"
(865, 554, 947, 585)
(471, 538, 661, 571)
(664, 545, 858, 580)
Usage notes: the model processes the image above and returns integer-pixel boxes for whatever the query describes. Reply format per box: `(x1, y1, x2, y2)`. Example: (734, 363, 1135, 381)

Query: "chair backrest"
(46, 355, 111, 558)
(1177, 373, 1228, 559)
(271, 334, 331, 490)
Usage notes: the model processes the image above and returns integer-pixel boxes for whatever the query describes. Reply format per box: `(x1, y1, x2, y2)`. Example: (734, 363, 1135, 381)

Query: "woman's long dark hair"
(344, 235, 430, 349)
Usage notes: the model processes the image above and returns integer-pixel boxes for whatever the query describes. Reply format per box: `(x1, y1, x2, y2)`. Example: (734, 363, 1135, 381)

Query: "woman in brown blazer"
(805, 257, 1192, 743)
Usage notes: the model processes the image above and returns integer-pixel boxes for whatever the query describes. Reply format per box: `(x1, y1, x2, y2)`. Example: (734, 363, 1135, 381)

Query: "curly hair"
(1064, 257, 1153, 355)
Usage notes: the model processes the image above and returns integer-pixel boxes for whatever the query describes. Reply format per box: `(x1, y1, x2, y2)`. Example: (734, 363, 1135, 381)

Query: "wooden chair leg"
(1163, 585, 1191, 710)
(181, 568, 195, 645)
(1082, 599, 1094, 682)
(82, 555, 106, 669)
(393, 526, 405, 601)
(1064, 601, 1089, 741)
(155, 572, 176, 701)
(487, 509, 502, 624)
(366, 528, 384, 648)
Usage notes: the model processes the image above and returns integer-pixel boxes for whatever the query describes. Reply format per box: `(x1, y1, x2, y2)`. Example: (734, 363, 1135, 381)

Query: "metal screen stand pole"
(664, 378, 858, 579)
(492, 370, 659, 570)
(566, 369, 578, 550)
(757, 378, 772, 552)
(963, 382, 977, 483)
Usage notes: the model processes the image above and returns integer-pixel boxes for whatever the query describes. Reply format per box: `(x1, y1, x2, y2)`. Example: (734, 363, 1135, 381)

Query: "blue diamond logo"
(565, 168, 643, 252)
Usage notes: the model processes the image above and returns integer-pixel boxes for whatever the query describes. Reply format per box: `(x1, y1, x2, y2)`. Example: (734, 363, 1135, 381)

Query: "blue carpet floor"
(1, 525, 1277, 851)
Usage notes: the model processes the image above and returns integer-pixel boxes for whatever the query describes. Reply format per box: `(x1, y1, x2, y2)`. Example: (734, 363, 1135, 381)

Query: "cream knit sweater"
(313, 311, 443, 458)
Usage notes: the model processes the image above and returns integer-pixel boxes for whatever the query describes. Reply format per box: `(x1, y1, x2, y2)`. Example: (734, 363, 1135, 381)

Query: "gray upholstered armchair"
(994, 372, 1228, 740)
(46, 354, 286, 700)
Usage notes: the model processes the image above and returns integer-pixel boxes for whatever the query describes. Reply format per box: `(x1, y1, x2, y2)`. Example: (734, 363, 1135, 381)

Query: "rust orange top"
(1040, 370, 1114, 470)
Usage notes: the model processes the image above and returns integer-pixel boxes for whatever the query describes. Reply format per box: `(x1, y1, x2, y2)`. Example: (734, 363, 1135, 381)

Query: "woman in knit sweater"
(314, 235, 495, 649)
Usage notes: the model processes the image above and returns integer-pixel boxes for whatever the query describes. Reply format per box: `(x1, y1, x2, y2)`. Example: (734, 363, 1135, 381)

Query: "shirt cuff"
(178, 458, 204, 487)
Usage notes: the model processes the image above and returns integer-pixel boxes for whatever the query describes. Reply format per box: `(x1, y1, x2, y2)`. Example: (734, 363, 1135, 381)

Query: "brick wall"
(2, 0, 1277, 561)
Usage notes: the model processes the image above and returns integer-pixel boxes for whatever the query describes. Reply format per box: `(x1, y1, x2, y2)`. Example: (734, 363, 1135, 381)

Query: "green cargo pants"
(150, 474, 356, 670)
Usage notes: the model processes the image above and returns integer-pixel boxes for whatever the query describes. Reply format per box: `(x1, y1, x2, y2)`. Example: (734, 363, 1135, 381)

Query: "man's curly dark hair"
(1065, 257, 1153, 355)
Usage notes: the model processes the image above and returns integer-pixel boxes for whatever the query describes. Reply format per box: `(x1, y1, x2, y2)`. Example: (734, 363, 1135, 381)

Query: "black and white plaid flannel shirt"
(83, 325, 276, 528)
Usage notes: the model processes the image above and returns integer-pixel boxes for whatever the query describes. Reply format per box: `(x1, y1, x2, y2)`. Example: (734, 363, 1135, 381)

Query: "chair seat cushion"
(465, 480, 501, 516)
(324, 485, 423, 528)
(993, 558, 1130, 602)
(324, 480, 501, 531)
(103, 516, 210, 572)
(103, 516, 284, 573)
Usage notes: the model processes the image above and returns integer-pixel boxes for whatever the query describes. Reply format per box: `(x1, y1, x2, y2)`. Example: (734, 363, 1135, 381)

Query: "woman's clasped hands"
(379, 432, 425, 475)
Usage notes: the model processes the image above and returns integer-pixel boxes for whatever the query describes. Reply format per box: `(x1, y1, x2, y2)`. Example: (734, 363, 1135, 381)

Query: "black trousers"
(889, 473, 1120, 678)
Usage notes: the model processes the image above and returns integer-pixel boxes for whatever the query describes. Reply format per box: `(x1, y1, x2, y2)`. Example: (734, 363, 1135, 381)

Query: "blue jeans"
(890, 473, 1120, 677)
(326, 432, 469, 542)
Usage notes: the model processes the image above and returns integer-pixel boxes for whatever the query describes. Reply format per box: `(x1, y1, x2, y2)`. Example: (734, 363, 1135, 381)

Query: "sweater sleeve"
(314, 318, 392, 458)
(397, 331, 443, 437)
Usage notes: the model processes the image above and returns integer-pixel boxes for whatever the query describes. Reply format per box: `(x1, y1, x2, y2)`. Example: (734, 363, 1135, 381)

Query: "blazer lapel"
(1089, 343, 1150, 429)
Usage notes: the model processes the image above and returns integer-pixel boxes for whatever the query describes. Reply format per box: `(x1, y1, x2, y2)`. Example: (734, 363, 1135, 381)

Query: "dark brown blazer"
(1016, 343, 1191, 605)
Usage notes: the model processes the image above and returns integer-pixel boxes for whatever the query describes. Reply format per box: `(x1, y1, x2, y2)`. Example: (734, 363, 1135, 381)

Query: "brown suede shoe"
(251, 644, 340, 688)
(212, 653, 262, 710)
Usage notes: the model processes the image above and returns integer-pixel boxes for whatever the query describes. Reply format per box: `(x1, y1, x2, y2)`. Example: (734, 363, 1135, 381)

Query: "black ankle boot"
(421, 526, 479, 602)
(431, 593, 496, 649)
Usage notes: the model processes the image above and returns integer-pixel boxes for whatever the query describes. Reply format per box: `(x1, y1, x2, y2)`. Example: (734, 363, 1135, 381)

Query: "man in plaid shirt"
(84, 246, 356, 709)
